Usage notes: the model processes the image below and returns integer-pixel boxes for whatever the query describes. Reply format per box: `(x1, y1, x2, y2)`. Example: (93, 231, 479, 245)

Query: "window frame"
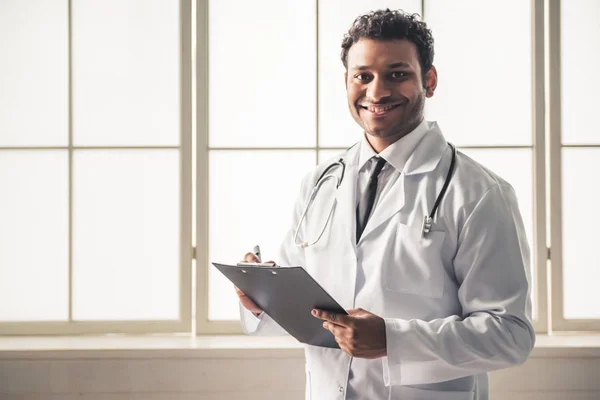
(195, 0, 557, 334)
(195, 0, 234, 334)
(0, 0, 193, 335)
(195, 0, 323, 333)
(547, 0, 600, 332)
(532, 0, 549, 334)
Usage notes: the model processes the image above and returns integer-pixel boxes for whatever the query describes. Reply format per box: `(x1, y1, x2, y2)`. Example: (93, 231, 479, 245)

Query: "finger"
(312, 309, 352, 327)
(323, 322, 347, 350)
(322, 321, 344, 337)
(242, 252, 260, 263)
(234, 286, 263, 313)
(238, 293, 263, 314)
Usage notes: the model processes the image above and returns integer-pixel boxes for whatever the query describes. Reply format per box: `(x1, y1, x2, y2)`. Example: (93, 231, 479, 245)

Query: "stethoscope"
(293, 142, 457, 248)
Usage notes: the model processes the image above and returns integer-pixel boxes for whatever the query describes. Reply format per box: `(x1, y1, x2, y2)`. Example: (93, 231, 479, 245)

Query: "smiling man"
(344, 37, 435, 153)
(238, 9, 534, 400)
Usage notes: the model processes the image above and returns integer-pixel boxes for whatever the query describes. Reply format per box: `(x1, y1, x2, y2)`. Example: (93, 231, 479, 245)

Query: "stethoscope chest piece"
(420, 142, 457, 237)
(422, 215, 433, 236)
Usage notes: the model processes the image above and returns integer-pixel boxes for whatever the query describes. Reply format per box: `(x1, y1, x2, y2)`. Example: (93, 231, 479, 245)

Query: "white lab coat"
(240, 122, 535, 400)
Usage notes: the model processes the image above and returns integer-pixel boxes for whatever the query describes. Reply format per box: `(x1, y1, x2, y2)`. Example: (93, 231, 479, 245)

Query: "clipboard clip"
(236, 262, 279, 268)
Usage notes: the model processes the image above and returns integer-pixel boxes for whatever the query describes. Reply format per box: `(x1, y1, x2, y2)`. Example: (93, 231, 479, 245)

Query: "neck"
(365, 118, 423, 153)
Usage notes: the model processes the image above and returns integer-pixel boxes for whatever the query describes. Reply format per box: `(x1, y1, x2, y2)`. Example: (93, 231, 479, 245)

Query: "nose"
(366, 76, 392, 102)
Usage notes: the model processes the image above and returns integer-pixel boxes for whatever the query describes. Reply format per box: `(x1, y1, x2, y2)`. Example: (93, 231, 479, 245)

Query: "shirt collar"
(358, 119, 430, 173)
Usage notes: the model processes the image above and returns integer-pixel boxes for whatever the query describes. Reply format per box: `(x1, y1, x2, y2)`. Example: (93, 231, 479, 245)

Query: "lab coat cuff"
(239, 303, 265, 334)
(382, 317, 411, 386)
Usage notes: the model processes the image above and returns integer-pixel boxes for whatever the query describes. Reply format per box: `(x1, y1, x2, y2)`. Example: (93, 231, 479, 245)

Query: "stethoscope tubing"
(294, 142, 457, 246)
(429, 142, 457, 223)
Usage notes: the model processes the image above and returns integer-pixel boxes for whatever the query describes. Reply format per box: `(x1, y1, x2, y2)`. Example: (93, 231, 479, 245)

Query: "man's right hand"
(235, 286, 263, 315)
(234, 252, 276, 315)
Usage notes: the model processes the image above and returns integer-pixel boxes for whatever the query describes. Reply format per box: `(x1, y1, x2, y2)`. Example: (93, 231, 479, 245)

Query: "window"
(2, 0, 598, 336)
(196, 0, 425, 333)
(548, 0, 600, 330)
(197, 0, 550, 335)
(424, 0, 545, 332)
(0, 0, 191, 334)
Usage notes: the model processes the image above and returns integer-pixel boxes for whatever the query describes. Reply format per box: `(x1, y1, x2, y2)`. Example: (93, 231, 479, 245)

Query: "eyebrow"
(353, 62, 410, 70)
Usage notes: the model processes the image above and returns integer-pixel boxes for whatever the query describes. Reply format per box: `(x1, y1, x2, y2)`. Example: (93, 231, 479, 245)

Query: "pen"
(253, 245, 262, 262)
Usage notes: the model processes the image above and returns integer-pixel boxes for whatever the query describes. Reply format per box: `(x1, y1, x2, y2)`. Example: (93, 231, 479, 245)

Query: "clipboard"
(212, 262, 347, 349)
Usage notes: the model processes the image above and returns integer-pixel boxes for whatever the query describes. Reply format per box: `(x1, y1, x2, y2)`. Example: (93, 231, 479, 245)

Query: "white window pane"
(459, 149, 535, 312)
(72, 0, 180, 146)
(561, 0, 600, 145)
(318, 0, 422, 147)
(425, 0, 532, 146)
(209, 150, 315, 320)
(562, 149, 600, 319)
(0, 151, 69, 321)
(0, 0, 68, 146)
(73, 150, 180, 320)
(208, 1, 316, 148)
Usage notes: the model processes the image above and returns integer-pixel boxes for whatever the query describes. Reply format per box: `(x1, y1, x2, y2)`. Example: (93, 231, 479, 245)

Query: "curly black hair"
(341, 9, 434, 86)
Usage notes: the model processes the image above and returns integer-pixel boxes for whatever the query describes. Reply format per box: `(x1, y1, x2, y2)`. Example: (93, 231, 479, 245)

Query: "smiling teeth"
(368, 104, 397, 113)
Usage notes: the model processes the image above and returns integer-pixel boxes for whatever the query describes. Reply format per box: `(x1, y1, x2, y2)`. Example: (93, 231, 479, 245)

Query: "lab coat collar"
(356, 121, 448, 244)
(357, 119, 430, 173)
(403, 121, 448, 176)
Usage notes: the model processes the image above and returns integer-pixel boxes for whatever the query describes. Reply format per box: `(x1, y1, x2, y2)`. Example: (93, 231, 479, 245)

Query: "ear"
(424, 65, 438, 98)
(344, 71, 348, 89)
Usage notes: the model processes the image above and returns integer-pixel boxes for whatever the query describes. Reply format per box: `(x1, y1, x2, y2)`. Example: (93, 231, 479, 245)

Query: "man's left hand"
(312, 308, 387, 359)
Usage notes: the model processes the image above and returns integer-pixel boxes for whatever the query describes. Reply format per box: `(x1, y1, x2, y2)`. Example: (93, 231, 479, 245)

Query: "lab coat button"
(338, 386, 344, 393)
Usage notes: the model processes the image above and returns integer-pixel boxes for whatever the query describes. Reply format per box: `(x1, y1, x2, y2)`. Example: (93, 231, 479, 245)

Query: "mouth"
(359, 103, 403, 117)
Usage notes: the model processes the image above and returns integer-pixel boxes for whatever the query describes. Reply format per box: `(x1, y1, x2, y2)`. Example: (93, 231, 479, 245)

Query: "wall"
(0, 336, 599, 400)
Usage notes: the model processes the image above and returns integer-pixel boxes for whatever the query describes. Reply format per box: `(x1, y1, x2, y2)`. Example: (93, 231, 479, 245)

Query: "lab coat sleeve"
(382, 183, 535, 386)
(239, 172, 311, 336)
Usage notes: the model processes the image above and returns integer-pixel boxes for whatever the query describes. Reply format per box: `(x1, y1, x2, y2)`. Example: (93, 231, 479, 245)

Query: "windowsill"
(0, 334, 599, 359)
(0, 335, 304, 359)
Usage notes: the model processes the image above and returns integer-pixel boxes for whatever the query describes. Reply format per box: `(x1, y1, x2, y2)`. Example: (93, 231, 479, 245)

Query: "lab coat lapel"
(357, 123, 448, 244)
(402, 122, 448, 176)
(334, 144, 360, 248)
(356, 172, 406, 244)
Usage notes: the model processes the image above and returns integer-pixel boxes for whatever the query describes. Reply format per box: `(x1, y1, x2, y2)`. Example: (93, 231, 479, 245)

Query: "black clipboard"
(212, 262, 347, 348)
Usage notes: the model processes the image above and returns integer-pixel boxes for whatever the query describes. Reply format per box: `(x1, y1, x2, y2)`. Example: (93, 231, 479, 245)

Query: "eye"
(391, 71, 407, 79)
(354, 73, 372, 82)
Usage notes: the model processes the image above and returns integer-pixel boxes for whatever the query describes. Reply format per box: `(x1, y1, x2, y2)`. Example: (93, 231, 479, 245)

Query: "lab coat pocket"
(384, 223, 446, 298)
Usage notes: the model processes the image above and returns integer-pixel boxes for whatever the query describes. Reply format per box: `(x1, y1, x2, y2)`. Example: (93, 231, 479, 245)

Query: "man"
(237, 9, 534, 400)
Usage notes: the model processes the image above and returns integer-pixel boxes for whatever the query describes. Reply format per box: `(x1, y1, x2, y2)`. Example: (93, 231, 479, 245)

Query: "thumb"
(242, 252, 260, 263)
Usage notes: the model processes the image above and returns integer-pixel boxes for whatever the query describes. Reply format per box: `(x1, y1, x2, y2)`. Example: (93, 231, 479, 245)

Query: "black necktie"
(356, 157, 387, 242)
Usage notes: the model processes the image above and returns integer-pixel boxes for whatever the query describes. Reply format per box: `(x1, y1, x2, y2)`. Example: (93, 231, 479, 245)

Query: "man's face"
(345, 38, 435, 141)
